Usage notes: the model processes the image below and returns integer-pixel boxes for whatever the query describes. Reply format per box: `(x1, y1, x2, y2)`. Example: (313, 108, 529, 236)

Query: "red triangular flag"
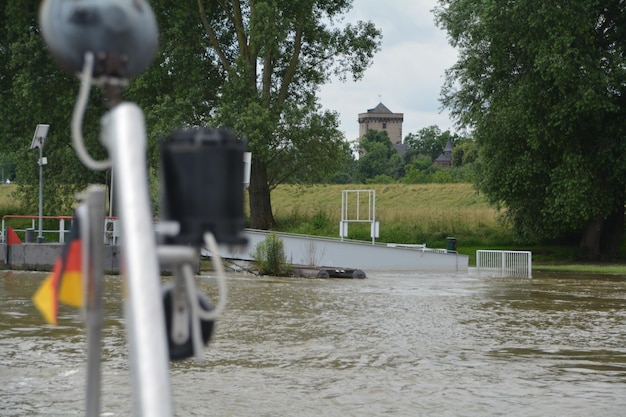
(7, 226, 22, 245)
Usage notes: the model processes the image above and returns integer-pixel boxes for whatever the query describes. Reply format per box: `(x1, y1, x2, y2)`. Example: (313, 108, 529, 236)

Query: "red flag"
(32, 218, 83, 325)
(7, 226, 22, 245)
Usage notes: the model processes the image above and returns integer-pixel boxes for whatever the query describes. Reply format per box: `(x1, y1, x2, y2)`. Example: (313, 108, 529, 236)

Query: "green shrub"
(311, 209, 330, 230)
(252, 232, 293, 276)
(365, 174, 395, 184)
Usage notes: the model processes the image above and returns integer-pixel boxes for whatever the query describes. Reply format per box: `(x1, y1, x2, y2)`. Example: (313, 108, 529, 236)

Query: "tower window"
(382, 122, 387, 129)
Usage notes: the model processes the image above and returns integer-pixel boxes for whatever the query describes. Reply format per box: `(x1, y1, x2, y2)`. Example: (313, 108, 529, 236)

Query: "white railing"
(476, 250, 532, 278)
(1, 215, 121, 245)
(340, 189, 379, 244)
(1, 215, 73, 243)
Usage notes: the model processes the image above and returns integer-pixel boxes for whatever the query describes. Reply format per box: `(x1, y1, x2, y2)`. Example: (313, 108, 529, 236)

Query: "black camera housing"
(160, 128, 247, 246)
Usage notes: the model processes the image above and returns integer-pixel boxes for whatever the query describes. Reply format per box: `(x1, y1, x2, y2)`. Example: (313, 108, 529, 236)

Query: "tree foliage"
(451, 139, 477, 167)
(436, 0, 626, 259)
(1, 0, 217, 214)
(0, 0, 107, 214)
(185, 0, 381, 229)
(356, 130, 400, 182)
(348, 127, 475, 184)
(404, 125, 459, 161)
(1, 1, 381, 225)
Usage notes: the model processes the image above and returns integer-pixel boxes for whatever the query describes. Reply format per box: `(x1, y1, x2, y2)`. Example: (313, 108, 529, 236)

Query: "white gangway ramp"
(476, 250, 532, 278)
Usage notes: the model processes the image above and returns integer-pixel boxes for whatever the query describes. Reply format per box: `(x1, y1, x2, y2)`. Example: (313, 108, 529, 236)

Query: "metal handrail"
(1, 214, 122, 244)
(2, 215, 74, 243)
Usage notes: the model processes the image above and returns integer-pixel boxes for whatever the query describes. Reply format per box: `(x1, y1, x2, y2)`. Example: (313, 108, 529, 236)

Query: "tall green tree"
(0, 0, 107, 214)
(182, 0, 381, 229)
(356, 130, 400, 182)
(1, 0, 214, 214)
(126, 1, 224, 142)
(0, 153, 16, 183)
(404, 125, 458, 161)
(2, 1, 379, 226)
(451, 138, 477, 168)
(436, 0, 626, 260)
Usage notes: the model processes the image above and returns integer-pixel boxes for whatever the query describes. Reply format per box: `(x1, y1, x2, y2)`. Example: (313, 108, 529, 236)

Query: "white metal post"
(81, 186, 106, 417)
(31, 124, 49, 243)
(109, 168, 114, 218)
(38, 145, 44, 243)
(101, 102, 172, 417)
(371, 190, 376, 244)
(59, 218, 65, 244)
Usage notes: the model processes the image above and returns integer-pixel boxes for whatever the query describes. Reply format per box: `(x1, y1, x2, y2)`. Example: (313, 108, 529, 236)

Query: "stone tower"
(358, 102, 404, 144)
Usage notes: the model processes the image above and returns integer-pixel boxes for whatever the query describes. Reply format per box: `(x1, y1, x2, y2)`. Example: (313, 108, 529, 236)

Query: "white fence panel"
(476, 250, 532, 278)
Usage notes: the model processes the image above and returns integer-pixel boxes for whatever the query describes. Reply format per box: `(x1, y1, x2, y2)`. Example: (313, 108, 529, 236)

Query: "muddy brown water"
(1, 269, 625, 416)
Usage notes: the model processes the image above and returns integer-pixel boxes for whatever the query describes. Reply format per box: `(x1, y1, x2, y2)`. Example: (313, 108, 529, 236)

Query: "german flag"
(32, 218, 83, 325)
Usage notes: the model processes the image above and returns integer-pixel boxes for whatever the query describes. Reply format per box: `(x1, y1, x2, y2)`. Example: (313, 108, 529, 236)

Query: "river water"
(1, 269, 625, 416)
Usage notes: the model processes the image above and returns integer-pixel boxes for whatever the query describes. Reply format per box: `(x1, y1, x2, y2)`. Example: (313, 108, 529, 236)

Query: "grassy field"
(0, 184, 29, 220)
(2, 183, 507, 244)
(0, 184, 20, 210)
(0, 184, 46, 241)
(269, 184, 626, 269)
(269, 183, 514, 251)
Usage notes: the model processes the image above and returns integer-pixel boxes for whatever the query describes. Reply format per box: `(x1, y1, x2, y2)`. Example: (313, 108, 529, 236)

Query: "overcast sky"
(318, 0, 458, 144)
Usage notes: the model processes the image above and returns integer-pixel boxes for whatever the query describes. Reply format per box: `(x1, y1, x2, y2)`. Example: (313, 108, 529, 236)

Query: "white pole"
(82, 186, 106, 417)
(372, 190, 376, 244)
(109, 168, 114, 218)
(340, 190, 346, 241)
(38, 143, 44, 243)
(102, 102, 172, 416)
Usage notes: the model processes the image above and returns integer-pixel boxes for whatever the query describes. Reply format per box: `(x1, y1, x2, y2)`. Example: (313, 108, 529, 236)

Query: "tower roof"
(367, 102, 393, 114)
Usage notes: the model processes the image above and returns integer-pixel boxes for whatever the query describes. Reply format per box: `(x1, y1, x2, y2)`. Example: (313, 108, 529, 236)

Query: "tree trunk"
(248, 157, 275, 230)
(579, 202, 625, 261)
(579, 216, 603, 260)
(600, 203, 625, 260)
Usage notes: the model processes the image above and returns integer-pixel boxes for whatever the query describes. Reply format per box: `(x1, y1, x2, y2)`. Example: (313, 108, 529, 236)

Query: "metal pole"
(102, 102, 172, 417)
(81, 186, 106, 417)
(340, 190, 345, 241)
(370, 190, 376, 245)
(38, 143, 44, 243)
(109, 168, 114, 218)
